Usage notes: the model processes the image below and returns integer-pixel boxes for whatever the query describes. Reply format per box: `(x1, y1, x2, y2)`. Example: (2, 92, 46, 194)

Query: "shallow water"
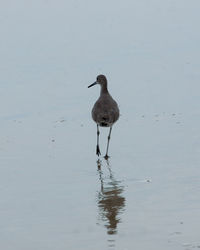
(0, 0, 200, 249)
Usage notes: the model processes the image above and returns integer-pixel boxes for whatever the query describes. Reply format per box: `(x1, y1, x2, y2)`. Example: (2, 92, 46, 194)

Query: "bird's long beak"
(88, 81, 97, 88)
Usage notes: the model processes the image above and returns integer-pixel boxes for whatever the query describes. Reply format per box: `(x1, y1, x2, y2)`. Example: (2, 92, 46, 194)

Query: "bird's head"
(88, 74, 107, 88)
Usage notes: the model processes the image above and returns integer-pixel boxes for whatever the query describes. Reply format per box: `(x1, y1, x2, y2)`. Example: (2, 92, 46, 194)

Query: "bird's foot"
(104, 154, 110, 160)
(96, 145, 101, 157)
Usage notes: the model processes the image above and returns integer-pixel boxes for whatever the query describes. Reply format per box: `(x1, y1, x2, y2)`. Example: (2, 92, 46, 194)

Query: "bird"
(88, 74, 119, 159)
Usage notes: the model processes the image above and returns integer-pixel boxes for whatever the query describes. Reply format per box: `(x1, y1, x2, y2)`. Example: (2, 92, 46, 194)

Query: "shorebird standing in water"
(88, 75, 119, 159)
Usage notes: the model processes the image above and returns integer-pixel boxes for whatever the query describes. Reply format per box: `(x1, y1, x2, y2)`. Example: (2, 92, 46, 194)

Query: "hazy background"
(0, 0, 200, 249)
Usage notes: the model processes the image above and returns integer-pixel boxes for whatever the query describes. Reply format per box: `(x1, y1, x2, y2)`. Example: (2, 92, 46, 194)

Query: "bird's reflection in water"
(97, 159, 125, 236)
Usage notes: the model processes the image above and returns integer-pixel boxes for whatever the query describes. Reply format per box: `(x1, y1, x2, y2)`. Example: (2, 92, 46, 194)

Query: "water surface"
(0, 0, 200, 249)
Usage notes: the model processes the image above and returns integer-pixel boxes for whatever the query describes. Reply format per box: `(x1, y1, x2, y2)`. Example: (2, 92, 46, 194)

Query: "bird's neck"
(100, 84, 108, 95)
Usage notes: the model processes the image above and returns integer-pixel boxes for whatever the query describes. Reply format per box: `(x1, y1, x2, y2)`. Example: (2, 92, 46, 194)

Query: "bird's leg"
(104, 126, 112, 160)
(96, 124, 101, 156)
